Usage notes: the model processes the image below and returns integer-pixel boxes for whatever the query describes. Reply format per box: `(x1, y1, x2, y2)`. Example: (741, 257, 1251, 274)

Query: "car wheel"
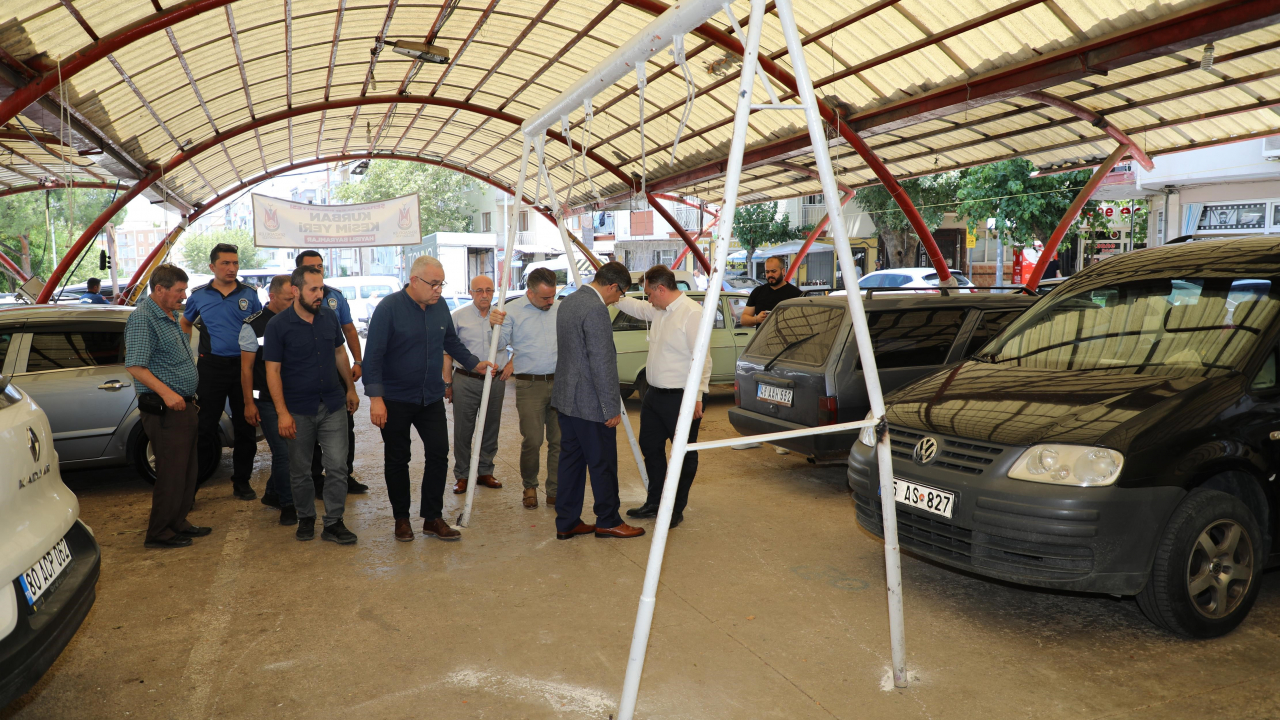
(634, 371, 649, 403)
(134, 430, 220, 487)
(619, 386, 634, 399)
(1136, 489, 1263, 638)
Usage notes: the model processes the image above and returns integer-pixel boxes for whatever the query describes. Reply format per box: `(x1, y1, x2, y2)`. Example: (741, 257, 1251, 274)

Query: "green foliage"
(732, 201, 809, 266)
(954, 158, 1107, 249)
(0, 188, 127, 291)
(333, 161, 476, 236)
(177, 228, 267, 273)
(857, 173, 960, 267)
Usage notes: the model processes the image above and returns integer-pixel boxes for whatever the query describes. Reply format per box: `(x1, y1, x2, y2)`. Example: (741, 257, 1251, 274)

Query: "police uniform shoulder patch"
(191, 281, 212, 292)
(328, 297, 338, 309)
(244, 309, 264, 323)
(239, 297, 250, 310)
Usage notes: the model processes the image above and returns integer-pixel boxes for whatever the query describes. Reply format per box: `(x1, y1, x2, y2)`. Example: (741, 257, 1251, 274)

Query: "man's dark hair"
(291, 264, 323, 288)
(527, 267, 557, 290)
(295, 249, 323, 268)
(269, 274, 292, 296)
(210, 243, 238, 265)
(150, 264, 188, 290)
(592, 261, 631, 293)
(86, 277, 101, 291)
(643, 264, 678, 291)
(764, 256, 786, 270)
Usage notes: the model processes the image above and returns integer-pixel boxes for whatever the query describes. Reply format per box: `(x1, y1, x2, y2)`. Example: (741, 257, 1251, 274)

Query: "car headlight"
(858, 410, 876, 446)
(1008, 445, 1124, 487)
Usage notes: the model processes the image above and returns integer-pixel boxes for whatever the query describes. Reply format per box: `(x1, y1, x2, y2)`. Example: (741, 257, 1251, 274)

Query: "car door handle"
(98, 380, 132, 390)
(735, 332, 749, 336)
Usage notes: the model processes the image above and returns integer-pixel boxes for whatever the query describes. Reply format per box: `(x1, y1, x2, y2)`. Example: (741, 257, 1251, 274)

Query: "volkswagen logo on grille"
(27, 427, 40, 462)
(912, 437, 938, 466)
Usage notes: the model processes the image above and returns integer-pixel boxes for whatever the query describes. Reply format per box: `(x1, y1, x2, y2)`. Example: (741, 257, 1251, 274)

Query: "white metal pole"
(616, 1, 766, 716)
(774, 0, 907, 686)
(104, 224, 120, 298)
(459, 135, 532, 528)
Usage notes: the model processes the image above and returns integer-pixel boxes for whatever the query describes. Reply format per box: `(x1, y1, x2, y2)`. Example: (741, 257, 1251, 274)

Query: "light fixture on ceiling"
(392, 40, 450, 65)
(1200, 43, 1215, 71)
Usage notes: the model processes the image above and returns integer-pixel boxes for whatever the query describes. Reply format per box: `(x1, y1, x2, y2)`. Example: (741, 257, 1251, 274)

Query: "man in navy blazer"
(550, 261, 646, 541)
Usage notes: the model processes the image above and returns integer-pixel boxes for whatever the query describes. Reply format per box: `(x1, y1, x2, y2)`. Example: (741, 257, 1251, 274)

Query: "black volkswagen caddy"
(848, 236, 1280, 638)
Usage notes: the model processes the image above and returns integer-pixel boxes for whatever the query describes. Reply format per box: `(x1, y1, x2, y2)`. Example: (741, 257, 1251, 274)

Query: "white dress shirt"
(615, 292, 713, 398)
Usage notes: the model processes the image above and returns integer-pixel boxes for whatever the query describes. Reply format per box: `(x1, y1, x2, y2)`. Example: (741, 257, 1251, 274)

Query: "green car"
(610, 291, 755, 398)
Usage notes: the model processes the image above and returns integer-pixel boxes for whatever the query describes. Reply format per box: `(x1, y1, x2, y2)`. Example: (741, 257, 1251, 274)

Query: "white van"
(324, 275, 402, 325)
(0, 375, 100, 707)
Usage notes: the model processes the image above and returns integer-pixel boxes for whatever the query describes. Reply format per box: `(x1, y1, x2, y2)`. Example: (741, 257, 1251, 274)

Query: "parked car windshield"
(742, 304, 844, 367)
(980, 277, 1280, 376)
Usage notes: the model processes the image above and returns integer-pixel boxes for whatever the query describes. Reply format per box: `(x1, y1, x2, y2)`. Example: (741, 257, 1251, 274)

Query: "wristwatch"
(353, 360, 362, 366)
(444, 382, 453, 388)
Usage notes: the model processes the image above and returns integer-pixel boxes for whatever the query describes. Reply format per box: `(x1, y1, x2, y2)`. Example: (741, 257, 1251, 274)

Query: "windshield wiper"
(764, 333, 819, 371)
(970, 353, 996, 363)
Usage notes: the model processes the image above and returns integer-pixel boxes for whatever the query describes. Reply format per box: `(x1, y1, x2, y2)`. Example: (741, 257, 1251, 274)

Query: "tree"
(953, 158, 1108, 253)
(732, 201, 810, 268)
(177, 228, 267, 273)
(333, 161, 476, 236)
(856, 173, 960, 268)
(0, 188, 127, 291)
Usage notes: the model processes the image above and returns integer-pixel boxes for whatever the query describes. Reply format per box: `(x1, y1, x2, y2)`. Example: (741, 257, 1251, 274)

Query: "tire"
(633, 371, 650, 403)
(1136, 489, 1263, 638)
(134, 429, 219, 487)
(619, 386, 635, 399)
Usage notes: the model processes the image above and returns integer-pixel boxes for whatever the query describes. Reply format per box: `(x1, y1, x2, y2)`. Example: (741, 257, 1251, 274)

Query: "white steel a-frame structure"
(475, 0, 909, 714)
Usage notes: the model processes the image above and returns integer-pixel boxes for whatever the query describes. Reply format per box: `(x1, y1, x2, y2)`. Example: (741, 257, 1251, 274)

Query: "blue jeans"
(286, 402, 349, 525)
(256, 401, 294, 507)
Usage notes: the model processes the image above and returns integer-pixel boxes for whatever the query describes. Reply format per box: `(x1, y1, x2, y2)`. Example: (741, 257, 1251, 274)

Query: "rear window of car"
(742, 304, 845, 366)
(863, 309, 968, 369)
(25, 330, 125, 371)
(360, 285, 394, 298)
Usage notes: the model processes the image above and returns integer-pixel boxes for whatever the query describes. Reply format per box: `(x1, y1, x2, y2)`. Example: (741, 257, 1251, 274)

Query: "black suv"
(848, 236, 1280, 637)
(730, 293, 1036, 459)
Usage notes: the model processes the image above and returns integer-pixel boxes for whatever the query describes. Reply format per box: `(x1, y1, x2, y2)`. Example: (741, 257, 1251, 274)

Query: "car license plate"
(757, 383, 793, 407)
(889, 478, 955, 519)
(18, 538, 72, 611)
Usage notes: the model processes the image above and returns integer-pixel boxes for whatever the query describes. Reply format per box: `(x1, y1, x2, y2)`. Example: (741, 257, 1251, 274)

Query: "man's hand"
(370, 397, 387, 429)
(161, 388, 186, 412)
(346, 389, 360, 414)
(605, 414, 621, 428)
(351, 364, 363, 382)
(488, 308, 506, 326)
(694, 401, 703, 420)
(500, 360, 514, 382)
(473, 360, 497, 376)
(278, 410, 296, 439)
(244, 400, 260, 427)
(445, 386, 453, 403)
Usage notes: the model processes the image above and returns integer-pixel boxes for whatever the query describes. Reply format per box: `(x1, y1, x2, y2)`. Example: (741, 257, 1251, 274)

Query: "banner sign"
(252, 193, 420, 248)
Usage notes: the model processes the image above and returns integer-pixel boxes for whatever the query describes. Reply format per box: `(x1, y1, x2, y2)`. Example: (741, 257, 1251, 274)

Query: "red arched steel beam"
(42, 96, 632, 302)
(117, 152, 603, 303)
(651, 193, 716, 221)
(0, 181, 119, 199)
(0, 248, 28, 282)
(646, 192, 710, 272)
(1024, 91, 1154, 172)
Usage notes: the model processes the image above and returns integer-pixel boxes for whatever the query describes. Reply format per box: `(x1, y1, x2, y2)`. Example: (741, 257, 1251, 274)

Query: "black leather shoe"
(260, 491, 281, 509)
(279, 505, 298, 526)
(669, 514, 683, 529)
(178, 526, 212, 537)
(296, 517, 316, 541)
(626, 503, 659, 519)
(144, 536, 193, 549)
(232, 482, 257, 501)
(346, 478, 369, 494)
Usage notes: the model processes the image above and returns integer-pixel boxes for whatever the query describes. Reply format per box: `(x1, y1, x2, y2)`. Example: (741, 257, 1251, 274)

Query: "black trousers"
(141, 403, 199, 542)
(555, 414, 622, 534)
(638, 390, 701, 518)
(196, 354, 257, 484)
(311, 409, 355, 479)
(380, 399, 449, 520)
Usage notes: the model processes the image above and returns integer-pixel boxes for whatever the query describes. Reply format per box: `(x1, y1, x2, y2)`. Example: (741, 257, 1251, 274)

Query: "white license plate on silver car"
(892, 478, 955, 519)
(757, 383, 793, 407)
(19, 538, 72, 610)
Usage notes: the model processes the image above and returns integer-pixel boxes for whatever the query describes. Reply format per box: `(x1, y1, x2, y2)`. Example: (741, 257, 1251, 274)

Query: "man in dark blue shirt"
(364, 255, 493, 542)
(181, 242, 262, 501)
(264, 264, 360, 545)
(79, 277, 109, 304)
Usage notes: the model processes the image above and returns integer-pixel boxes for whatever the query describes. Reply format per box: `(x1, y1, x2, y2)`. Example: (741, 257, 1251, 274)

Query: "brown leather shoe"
(594, 523, 646, 539)
(422, 518, 461, 541)
(523, 488, 538, 508)
(452, 478, 467, 494)
(546, 494, 556, 506)
(394, 518, 414, 542)
(556, 522, 596, 540)
(477, 474, 502, 489)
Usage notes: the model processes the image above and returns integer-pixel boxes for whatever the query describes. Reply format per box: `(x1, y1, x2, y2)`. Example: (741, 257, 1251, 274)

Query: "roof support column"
(784, 190, 854, 284)
(0, 248, 29, 283)
(647, 191, 710, 272)
(1025, 143, 1129, 292)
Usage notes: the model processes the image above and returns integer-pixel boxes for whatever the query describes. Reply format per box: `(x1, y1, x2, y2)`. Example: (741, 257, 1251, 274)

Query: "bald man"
(445, 275, 508, 494)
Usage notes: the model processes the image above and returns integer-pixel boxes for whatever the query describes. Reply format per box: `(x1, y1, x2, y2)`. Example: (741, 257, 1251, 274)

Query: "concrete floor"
(5, 384, 1280, 720)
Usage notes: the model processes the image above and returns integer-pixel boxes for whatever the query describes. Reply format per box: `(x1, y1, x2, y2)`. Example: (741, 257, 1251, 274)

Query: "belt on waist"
(514, 373, 554, 381)
(650, 386, 685, 394)
(455, 368, 489, 380)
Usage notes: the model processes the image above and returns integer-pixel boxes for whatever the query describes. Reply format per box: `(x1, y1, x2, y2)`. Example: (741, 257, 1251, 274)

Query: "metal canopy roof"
(0, 0, 1276, 214)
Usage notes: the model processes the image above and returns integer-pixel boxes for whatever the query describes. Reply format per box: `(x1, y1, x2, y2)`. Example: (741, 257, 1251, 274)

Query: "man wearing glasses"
(363, 255, 496, 542)
(445, 275, 508, 495)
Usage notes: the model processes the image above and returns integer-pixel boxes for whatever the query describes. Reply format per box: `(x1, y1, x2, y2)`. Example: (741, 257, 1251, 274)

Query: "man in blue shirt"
(295, 250, 368, 495)
(264, 264, 360, 544)
(364, 255, 494, 542)
(79, 277, 109, 304)
(181, 242, 262, 501)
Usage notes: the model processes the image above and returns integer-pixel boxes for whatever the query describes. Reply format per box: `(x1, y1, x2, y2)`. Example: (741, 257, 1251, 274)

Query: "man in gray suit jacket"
(551, 261, 646, 541)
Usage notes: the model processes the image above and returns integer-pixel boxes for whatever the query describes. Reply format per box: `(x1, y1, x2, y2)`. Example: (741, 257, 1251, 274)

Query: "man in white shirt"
(613, 265, 712, 528)
(445, 275, 507, 494)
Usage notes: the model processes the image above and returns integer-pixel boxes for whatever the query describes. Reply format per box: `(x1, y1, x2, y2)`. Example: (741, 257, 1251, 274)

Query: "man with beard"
(264, 265, 361, 544)
(739, 256, 802, 327)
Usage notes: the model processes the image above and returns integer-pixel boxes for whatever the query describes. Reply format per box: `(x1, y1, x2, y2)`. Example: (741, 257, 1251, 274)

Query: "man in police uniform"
(295, 250, 368, 494)
(181, 243, 262, 500)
